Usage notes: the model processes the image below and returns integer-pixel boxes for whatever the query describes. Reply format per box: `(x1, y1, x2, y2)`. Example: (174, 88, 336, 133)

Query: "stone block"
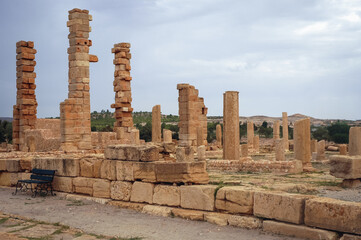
(73, 177, 95, 196)
(176, 146, 194, 162)
(53, 176, 73, 193)
(305, 197, 361, 235)
(329, 155, 361, 179)
(340, 234, 361, 240)
(349, 127, 361, 156)
(0, 160, 5, 171)
(100, 160, 117, 180)
(254, 191, 313, 224)
(108, 200, 146, 212)
(80, 158, 102, 178)
(6, 159, 20, 172)
(228, 215, 262, 229)
(19, 158, 32, 171)
(153, 185, 180, 206)
(180, 185, 216, 211)
(105, 145, 159, 161)
(32, 157, 79, 177)
(130, 181, 154, 204)
(215, 186, 254, 214)
(133, 162, 156, 182)
(204, 212, 228, 226)
(93, 179, 110, 198)
(171, 208, 204, 221)
(110, 181, 132, 201)
(116, 161, 134, 181)
(263, 220, 338, 240)
(142, 205, 172, 217)
(0, 172, 18, 186)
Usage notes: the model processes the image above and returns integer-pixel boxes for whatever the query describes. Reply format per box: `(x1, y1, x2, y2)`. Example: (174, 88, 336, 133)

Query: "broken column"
(316, 140, 326, 160)
(349, 127, 361, 156)
(13, 41, 37, 151)
(282, 112, 289, 150)
(223, 91, 239, 160)
(177, 84, 207, 147)
(253, 135, 260, 153)
(110, 42, 139, 144)
(152, 105, 161, 143)
(163, 129, 172, 143)
(311, 139, 317, 153)
(60, 9, 98, 151)
(216, 124, 222, 147)
(273, 120, 280, 140)
(247, 121, 254, 148)
(294, 118, 312, 170)
(339, 144, 347, 155)
(241, 144, 248, 159)
(275, 139, 285, 161)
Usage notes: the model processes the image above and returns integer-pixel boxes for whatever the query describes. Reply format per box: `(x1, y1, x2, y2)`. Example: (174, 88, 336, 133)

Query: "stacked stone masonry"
(60, 9, 98, 151)
(13, 41, 38, 151)
(177, 84, 207, 147)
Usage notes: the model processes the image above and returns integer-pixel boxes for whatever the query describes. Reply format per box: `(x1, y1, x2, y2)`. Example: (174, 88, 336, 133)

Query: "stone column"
(241, 144, 248, 158)
(294, 118, 311, 168)
(349, 127, 361, 156)
(152, 105, 161, 143)
(311, 139, 317, 153)
(197, 145, 206, 161)
(273, 120, 280, 140)
(247, 121, 254, 148)
(163, 129, 172, 143)
(223, 91, 240, 160)
(275, 139, 285, 161)
(60, 8, 98, 151)
(253, 135, 260, 153)
(216, 124, 222, 147)
(282, 112, 289, 150)
(316, 140, 326, 160)
(13, 41, 37, 151)
(339, 144, 347, 155)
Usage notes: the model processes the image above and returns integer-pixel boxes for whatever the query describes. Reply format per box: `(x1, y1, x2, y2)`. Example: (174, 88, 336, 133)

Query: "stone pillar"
(197, 126, 203, 146)
(216, 124, 222, 147)
(163, 129, 172, 143)
(241, 144, 248, 158)
(197, 145, 206, 161)
(294, 118, 311, 168)
(282, 112, 289, 150)
(273, 120, 280, 140)
(253, 135, 260, 153)
(311, 139, 317, 153)
(275, 139, 285, 161)
(339, 144, 347, 155)
(316, 140, 326, 160)
(60, 9, 98, 151)
(223, 91, 240, 160)
(349, 127, 361, 156)
(177, 84, 207, 146)
(152, 105, 161, 143)
(13, 41, 37, 151)
(247, 121, 254, 148)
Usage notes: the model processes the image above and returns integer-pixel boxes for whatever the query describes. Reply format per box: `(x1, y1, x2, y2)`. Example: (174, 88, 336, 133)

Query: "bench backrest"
(30, 168, 56, 182)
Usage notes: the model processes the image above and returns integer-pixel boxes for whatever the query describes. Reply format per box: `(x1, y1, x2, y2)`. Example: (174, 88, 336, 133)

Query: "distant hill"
(0, 117, 12, 122)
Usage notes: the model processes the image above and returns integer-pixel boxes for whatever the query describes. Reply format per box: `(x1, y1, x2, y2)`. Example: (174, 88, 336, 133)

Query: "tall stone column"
(273, 120, 280, 139)
(275, 139, 285, 161)
(247, 121, 254, 148)
(216, 124, 222, 147)
(152, 105, 161, 143)
(282, 112, 289, 150)
(13, 41, 37, 151)
(253, 135, 260, 153)
(294, 118, 311, 168)
(349, 127, 361, 156)
(60, 8, 98, 151)
(316, 140, 326, 160)
(223, 91, 239, 160)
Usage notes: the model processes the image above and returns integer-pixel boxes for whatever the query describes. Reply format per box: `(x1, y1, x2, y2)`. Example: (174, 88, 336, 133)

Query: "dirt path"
(0, 187, 301, 240)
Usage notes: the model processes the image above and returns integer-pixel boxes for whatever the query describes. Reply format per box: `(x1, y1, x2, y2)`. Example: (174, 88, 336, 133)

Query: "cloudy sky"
(1, 0, 360, 120)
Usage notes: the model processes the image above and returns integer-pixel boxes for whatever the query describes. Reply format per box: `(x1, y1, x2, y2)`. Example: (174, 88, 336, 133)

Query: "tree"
(312, 126, 329, 141)
(327, 122, 350, 144)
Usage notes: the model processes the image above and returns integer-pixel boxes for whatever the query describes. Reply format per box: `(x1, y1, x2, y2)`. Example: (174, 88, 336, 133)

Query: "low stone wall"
(207, 159, 303, 173)
(1, 156, 361, 239)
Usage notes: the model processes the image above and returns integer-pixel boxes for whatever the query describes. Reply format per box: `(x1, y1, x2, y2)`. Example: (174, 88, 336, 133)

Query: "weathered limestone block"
(6, 159, 20, 172)
(116, 161, 134, 181)
(176, 146, 194, 162)
(110, 181, 132, 201)
(105, 145, 159, 161)
(340, 234, 361, 240)
(223, 91, 240, 160)
(349, 127, 361, 156)
(0, 160, 5, 171)
(142, 205, 172, 217)
(339, 144, 347, 155)
(19, 158, 32, 171)
(172, 208, 204, 221)
(294, 118, 311, 166)
(93, 179, 110, 198)
(163, 129, 172, 143)
(100, 160, 116, 180)
(32, 157, 79, 177)
(180, 185, 216, 211)
(305, 197, 361, 235)
(254, 191, 313, 224)
(275, 139, 285, 161)
(80, 158, 102, 178)
(204, 212, 229, 226)
(329, 155, 361, 179)
(197, 145, 206, 161)
(108, 200, 146, 211)
(253, 135, 260, 153)
(215, 186, 254, 214)
(153, 185, 180, 206)
(53, 176, 73, 193)
(263, 221, 338, 240)
(241, 144, 248, 158)
(133, 162, 156, 182)
(73, 177, 95, 196)
(228, 215, 262, 229)
(316, 140, 326, 160)
(130, 181, 154, 204)
(0, 172, 18, 186)
(163, 142, 175, 153)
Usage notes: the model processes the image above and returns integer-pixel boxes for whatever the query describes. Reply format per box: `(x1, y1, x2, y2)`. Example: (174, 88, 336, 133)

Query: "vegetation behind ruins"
(0, 120, 12, 143)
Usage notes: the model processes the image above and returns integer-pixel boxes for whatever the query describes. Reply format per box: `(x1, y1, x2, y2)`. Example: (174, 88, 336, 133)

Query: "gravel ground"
(318, 187, 361, 202)
(0, 187, 302, 240)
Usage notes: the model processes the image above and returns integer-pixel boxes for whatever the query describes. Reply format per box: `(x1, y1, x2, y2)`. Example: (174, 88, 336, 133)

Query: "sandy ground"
(0, 187, 303, 240)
